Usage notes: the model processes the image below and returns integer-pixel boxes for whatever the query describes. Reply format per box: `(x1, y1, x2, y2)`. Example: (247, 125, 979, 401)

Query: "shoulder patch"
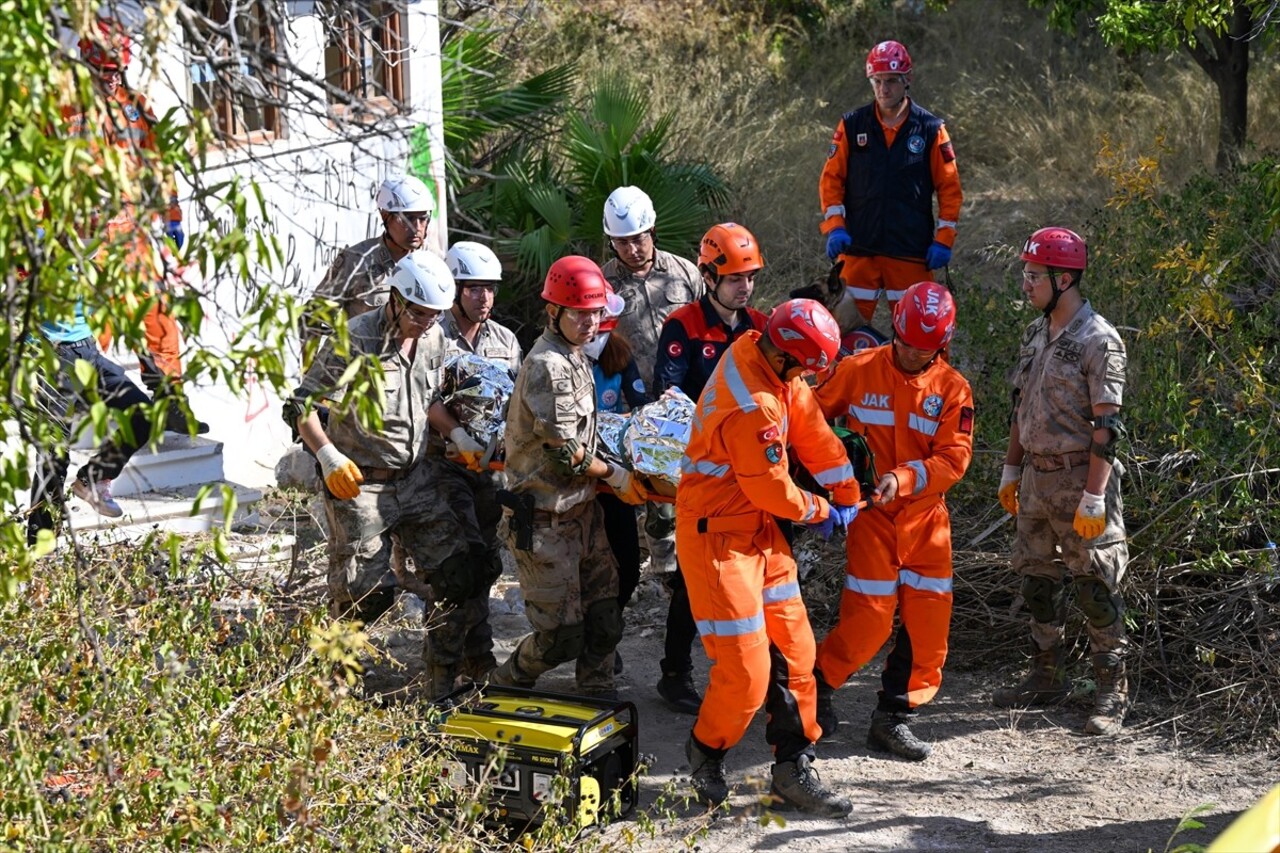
(667, 341, 683, 358)
(765, 442, 783, 464)
(959, 406, 974, 435)
(758, 424, 780, 444)
(939, 141, 956, 163)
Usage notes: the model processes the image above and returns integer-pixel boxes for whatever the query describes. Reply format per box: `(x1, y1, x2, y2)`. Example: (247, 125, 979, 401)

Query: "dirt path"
(367, 571, 1274, 853)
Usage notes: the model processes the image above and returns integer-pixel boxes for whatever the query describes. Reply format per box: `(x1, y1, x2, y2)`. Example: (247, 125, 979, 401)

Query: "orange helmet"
(541, 256, 608, 310)
(699, 222, 764, 279)
(79, 18, 131, 70)
(866, 40, 911, 77)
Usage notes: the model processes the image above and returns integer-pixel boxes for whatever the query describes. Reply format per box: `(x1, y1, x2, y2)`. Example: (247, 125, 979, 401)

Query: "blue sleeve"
(621, 359, 650, 408)
(654, 317, 691, 395)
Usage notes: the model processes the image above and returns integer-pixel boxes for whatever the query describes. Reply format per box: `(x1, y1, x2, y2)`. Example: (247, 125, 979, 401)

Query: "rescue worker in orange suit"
(73, 19, 204, 434)
(652, 222, 768, 716)
(678, 298, 861, 817)
(810, 281, 974, 761)
(818, 40, 962, 329)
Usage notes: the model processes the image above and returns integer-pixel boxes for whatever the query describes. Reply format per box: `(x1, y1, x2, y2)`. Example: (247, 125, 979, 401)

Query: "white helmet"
(446, 241, 503, 282)
(376, 174, 434, 214)
(603, 186, 657, 238)
(389, 251, 454, 310)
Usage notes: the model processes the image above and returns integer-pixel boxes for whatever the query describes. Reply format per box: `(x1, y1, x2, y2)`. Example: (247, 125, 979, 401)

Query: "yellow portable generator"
(430, 684, 639, 832)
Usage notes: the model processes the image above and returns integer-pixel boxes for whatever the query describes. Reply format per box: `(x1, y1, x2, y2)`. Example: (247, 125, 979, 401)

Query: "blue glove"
(806, 502, 860, 540)
(924, 241, 951, 270)
(166, 220, 185, 249)
(825, 227, 852, 260)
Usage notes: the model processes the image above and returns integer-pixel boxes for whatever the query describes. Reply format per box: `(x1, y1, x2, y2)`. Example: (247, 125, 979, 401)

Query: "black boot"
(769, 754, 851, 818)
(685, 735, 728, 806)
(815, 671, 838, 740)
(867, 708, 932, 761)
(657, 669, 702, 715)
(162, 397, 209, 435)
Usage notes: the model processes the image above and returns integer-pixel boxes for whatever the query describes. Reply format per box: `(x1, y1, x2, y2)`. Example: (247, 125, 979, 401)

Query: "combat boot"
(769, 754, 851, 818)
(427, 664, 457, 700)
(487, 656, 534, 689)
(685, 736, 729, 806)
(992, 644, 1068, 708)
(815, 671, 839, 740)
(1084, 652, 1129, 735)
(867, 708, 932, 761)
(657, 669, 702, 716)
(458, 653, 498, 683)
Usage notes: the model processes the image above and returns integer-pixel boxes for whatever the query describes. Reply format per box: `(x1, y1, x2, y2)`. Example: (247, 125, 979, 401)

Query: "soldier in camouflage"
(290, 251, 471, 624)
(415, 241, 523, 698)
(490, 256, 648, 698)
(993, 227, 1131, 735)
(303, 175, 435, 344)
(600, 185, 702, 575)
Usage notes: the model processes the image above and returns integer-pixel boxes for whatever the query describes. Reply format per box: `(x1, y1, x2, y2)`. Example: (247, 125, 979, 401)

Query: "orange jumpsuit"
(818, 101, 962, 324)
(676, 332, 860, 761)
(812, 344, 973, 713)
(67, 86, 185, 386)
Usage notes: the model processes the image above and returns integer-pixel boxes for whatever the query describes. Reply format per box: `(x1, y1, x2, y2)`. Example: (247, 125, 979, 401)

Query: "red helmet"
(1021, 227, 1087, 271)
(699, 222, 764, 278)
(866, 40, 911, 77)
(767, 299, 842, 371)
(893, 282, 956, 350)
(79, 18, 131, 70)
(542, 256, 608, 310)
(839, 325, 888, 358)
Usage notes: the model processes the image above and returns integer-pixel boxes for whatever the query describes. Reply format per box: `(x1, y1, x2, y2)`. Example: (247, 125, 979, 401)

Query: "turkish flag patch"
(940, 141, 956, 163)
(959, 405, 974, 434)
(758, 424, 780, 443)
(667, 341, 683, 358)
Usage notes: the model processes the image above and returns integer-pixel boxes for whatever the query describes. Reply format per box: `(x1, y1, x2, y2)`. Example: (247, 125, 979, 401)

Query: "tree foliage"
(1029, 0, 1274, 170)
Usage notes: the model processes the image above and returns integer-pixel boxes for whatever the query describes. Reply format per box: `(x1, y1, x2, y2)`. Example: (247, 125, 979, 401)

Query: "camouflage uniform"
(496, 329, 621, 695)
(602, 249, 703, 389)
(305, 237, 396, 341)
(1010, 301, 1128, 654)
(602, 248, 701, 570)
(416, 307, 523, 690)
(296, 307, 446, 620)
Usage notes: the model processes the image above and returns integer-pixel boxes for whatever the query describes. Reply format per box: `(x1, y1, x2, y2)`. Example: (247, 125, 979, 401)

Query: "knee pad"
(1021, 576, 1064, 624)
(1074, 577, 1123, 628)
(432, 552, 475, 605)
(542, 622, 586, 666)
(584, 598, 624, 653)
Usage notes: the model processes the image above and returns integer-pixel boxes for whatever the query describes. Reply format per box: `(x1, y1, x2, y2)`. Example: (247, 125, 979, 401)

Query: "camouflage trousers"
(414, 455, 505, 671)
(1011, 461, 1129, 654)
(500, 498, 621, 694)
(323, 463, 439, 622)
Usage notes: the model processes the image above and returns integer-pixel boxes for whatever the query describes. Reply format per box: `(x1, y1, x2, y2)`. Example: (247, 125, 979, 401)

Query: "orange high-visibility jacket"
(813, 345, 973, 517)
(676, 331, 860, 524)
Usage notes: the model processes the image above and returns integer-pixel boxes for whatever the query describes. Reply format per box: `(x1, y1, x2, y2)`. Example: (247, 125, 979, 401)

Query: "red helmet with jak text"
(79, 18, 131, 69)
(542, 256, 609, 310)
(1021, 227, 1088, 271)
(866, 40, 911, 77)
(699, 222, 764, 278)
(893, 282, 956, 351)
(767, 299, 842, 371)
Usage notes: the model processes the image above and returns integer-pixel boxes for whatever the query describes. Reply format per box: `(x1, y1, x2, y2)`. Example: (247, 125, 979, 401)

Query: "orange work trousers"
(815, 501, 954, 713)
(836, 254, 936, 324)
(99, 300, 183, 387)
(679, 511, 819, 761)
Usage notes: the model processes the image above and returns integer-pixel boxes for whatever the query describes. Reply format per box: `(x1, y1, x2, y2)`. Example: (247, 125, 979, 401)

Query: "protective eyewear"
(1021, 269, 1053, 283)
(610, 233, 651, 250)
(397, 211, 431, 228)
(399, 300, 440, 323)
(561, 307, 604, 324)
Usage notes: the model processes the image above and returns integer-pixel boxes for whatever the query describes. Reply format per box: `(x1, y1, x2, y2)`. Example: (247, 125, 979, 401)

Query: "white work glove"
(999, 464, 1022, 516)
(316, 444, 363, 500)
(448, 426, 486, 472)
(603, 463, 648, 506)
(1073, 490, 1107, 540)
